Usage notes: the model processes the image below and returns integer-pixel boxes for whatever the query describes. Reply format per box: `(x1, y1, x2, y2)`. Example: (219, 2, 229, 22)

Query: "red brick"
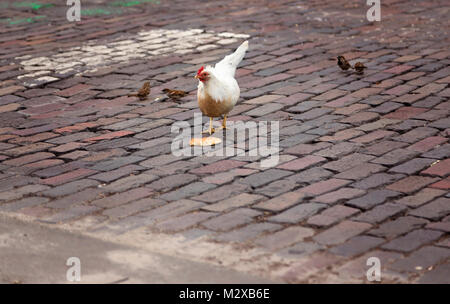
(299, 178, 351, 196)
(383, 84, 416, 96)
(395, 127, 438, 143)
(277, 155, 325, 171)
(8, 132, 59, 144)
(190, 160, 246, 174)
(148, 174, 197, 191)
(92, 187, 154, 208)
(202, 168, 256, 185)
(0, 85, 24, 96)
(277, 93, 313, 105)
(313, 188, 366, 204)
(409, 197, 449, 221)
(41, 168, 97, 186)
(245, 95, 283, 104)
(384, 107, 428, 119)
(81, 149, 125, 162)
(54, 122, 98, 134)
(374, 78, 403, 88)
(389, 158, 436, 174)
(11, 123, 59, 137)
(241, 73, 293, 89)
(396, 188, 447, 207)
(350, 88, 382, 99)
(268, 202, 326, 223)
(285, 142, 331, 156)
(192, 183, 247, 203)
(414, 83, 447, 95)
(335, 163, 386, 180)
(384, 65, 414, 74)
(387, 176, 439, 193)
(24, 159, 64, 170)
(342, 51, 367, 60)
(351, 130, 394, 143)
(323, 153, 374, 172)
(307, 205, 359, 227)
(429, 177, 450, 190)
(408, 136, 447, 152)
(49, 142, 89, 153)
(371, 148, 418, 165)
(341, 112, 379, 125)
(289, 65, 322, 74)
(0, 134, 16, 141)
(393, 93, 429, 104)
(313, 220, 372, 245)
(3, 143, 54, 156)
(253, 191, 306, 212)
(202, 193, 264, 212)
(60, 150, 90, 160)
(83, 131, 134, 142)
(382, 229, 443, 252)
(201, 208, 261, 231)
(324, 95, 358, 108)
(334, 104, 369, 115)
(56, 84, 92, 97)
(426, 222, 450, 233)
(353, 203, 407, 224)
(146, 108, 184, 119)
(90, 164, 143, 183)
(394, 55, 421, 63)
(0, 103, 20, 113)
(312, 89, 347, 101)
(21, 103, 65, 115)
(319, 129, 364, 142)
(2, 152, 54, 166)
(421, 159, 450, 177)
(102, 173, 157, 193)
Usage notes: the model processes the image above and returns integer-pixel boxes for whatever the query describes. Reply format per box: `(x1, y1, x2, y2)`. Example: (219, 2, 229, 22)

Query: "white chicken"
(195, 40, 249, 135)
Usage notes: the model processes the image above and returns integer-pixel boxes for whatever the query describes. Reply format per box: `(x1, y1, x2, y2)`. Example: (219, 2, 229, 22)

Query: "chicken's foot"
(202, 117, 216, 135)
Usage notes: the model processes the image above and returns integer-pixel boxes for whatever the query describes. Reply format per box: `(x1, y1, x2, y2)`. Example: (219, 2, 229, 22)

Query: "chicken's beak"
(194, 75, 199, 79)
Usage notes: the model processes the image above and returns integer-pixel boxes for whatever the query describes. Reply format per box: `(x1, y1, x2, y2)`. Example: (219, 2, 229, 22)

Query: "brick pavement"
(0, 0, 449, 283)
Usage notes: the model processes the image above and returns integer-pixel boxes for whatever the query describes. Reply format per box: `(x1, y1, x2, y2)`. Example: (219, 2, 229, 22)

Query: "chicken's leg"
(202, 117, 215, 135)
(220, 114, 229, 130)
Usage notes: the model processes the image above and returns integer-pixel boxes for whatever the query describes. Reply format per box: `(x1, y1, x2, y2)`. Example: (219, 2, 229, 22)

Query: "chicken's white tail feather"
(215, 40, 249, 77)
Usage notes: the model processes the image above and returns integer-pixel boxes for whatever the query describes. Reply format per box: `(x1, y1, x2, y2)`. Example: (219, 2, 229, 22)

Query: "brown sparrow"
(162, 88, 188, 99)
(128, 81, 150, 100)
(337, 56, 352, 71)
(353, 62, 367, 74)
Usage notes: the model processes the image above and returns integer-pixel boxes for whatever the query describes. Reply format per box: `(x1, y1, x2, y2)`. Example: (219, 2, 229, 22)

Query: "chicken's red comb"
(197, 66, 205, 76)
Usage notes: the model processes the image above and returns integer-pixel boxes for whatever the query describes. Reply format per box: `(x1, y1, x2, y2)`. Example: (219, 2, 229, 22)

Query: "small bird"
(162, 88, 188, 99)
(195, 40, 249, 135)
(353, 62, 367, 74)
(128, 81, 150, 100)
(337, 55, 352, 71)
